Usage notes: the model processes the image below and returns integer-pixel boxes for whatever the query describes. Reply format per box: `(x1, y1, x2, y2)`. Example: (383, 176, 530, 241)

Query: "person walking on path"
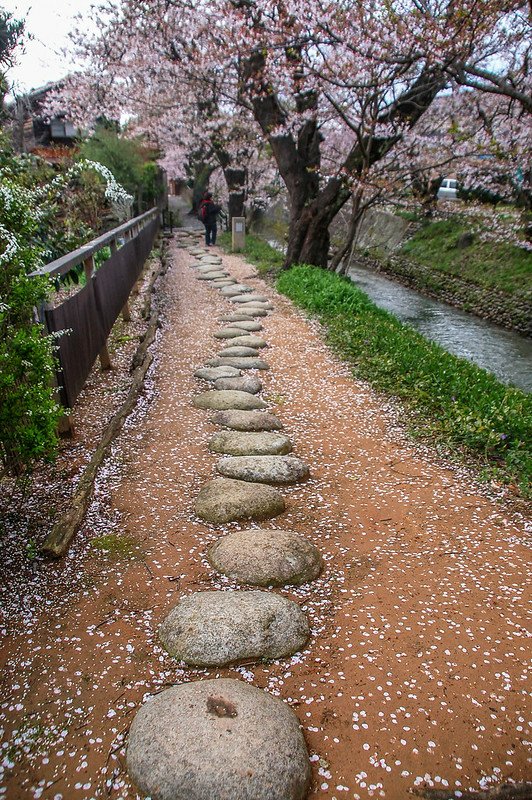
(199, 191, 222, 246)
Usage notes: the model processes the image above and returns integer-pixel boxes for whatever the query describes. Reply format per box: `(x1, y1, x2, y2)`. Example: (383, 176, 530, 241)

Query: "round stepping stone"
(209, 431, 292, 456)
(194, 366, 241, 381)
(225, 335, 268, 349)
(226, 320, 263, 331)
(238, 305, 273, 314)
(231, 294, 270, 304)
(226, 307, 269, 318)
(213, 375, 262, 394)
(220, 285, 252, 296)
(217, 346, 260, 358)
(211, 410, 282, 431)
(195, 477, 285, 523)
(126, 679, 311, 800)
(199, 255, 222, 262)
(209, 529, 323, 586)
(196, 271, 227, 280)
(220, 313, 260, 322)
(207, 357, 269, 370)
(212, 280, 237, 288)
(159, 591, 309, 666)
(193, 390, 266, 411)
(197, 264, 226, 274)
(214, 327, 254, 340)
(217, 455, 310, 484)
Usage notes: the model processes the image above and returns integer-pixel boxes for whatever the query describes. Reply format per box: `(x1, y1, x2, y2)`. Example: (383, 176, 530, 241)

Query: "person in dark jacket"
(199, 192, 222, 246)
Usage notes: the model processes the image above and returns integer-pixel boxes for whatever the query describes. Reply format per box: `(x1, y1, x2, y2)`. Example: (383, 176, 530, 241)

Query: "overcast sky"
(2, 0, 95, 94)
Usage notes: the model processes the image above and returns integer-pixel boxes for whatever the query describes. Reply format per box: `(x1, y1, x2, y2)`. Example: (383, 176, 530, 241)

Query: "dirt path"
(1, 234, 530, 800)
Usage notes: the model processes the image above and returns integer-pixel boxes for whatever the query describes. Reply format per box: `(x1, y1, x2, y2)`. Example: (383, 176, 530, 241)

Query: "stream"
(347, 263, 532, 393)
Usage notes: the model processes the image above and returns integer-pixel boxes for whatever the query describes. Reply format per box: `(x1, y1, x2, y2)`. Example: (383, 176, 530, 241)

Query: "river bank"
(358, 251, 531, 337)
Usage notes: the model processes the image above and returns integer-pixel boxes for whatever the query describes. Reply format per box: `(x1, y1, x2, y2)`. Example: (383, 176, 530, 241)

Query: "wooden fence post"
(84, 255, 112, 371)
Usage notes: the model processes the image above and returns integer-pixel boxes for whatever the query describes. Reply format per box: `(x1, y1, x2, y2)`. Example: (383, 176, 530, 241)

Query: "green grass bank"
(276, 265, 531, 496)
(399, 217, 531, 296)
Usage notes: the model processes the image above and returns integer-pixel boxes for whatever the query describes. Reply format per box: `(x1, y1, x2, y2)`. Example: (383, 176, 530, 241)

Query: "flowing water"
(347, 263, 532, 393)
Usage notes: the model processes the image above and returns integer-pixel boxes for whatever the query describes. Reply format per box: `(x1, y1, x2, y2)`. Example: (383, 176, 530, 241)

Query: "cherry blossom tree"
(54, 0, 530, 267)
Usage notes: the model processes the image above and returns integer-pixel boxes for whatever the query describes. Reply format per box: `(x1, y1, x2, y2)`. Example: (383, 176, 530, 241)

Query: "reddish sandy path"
(0, 235, 530, 800)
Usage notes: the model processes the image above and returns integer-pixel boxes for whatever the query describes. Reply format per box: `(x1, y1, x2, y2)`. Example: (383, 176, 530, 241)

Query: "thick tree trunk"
(191, 163, 215, 214)
(223, 166, 247, 223)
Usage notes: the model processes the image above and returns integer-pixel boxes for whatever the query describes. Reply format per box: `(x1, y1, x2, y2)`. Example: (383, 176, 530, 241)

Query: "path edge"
(41, 238, 170, 558)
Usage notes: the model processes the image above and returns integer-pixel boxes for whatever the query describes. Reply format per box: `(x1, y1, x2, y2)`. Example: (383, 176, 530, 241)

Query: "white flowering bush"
(0, 139, 132, 473)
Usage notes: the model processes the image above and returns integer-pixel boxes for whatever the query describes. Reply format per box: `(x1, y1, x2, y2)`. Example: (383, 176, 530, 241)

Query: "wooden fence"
(32, 208, 160, 412)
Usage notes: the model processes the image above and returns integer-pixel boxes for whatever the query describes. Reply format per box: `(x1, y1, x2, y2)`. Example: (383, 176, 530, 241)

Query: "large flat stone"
(211, 410, 283, 431)
(219, 313, 257, 322)
(196, 271, 227, 280)
(159, 591, 309, 666)
(231, 294, 271, 304)
(220, 285, 252, 296)
(238, 304, 274, 314)
(226, 320, 263, 331)
(223, 307, 269, 318)
(194, 366, 241, 381)
(193, 390, 266, 411)
(224, 334, 268, 349)
(206, 357, 270, 370)
(214, 327, 255, 340)
(212, 279, 237, 287)
(217, 346, 260, 358)
(209, 529, 323, 587)
(213, 376, 262, 394)
(216, 455, 310, 484)
(127, 679, 311, 800)
(195, 477, 285, 523)
(208, 431, 292, 456)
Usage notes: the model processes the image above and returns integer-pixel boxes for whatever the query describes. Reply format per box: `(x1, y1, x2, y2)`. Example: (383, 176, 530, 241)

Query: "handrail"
(30, 207, 159, 278)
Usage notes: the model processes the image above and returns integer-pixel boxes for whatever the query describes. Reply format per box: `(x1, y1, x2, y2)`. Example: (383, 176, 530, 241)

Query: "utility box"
(232, 216, 246, 251)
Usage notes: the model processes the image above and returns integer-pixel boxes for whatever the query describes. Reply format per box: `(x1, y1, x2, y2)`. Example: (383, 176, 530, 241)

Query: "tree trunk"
(329, 191, 366, 274)
(223, 166, 247, 223)
(191, 163, 215, 214)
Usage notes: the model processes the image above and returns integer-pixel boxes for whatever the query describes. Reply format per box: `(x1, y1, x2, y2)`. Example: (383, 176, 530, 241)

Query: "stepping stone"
(211, 410, 282, 431)
(127, 679, 310, 800)
(214, 327, 254, 340)
(213, 375, 262, 394)
(193, 390, 267, 411)
(195, 477, 285, 523)
(196, 271, 227, 280)
(225, 335, 268, 349)
(197, 265, 226, 274)
(199, 255, 222, 263)
(225, 320, 263, 332)
(220, 285, 252, 296)
(225, 307, 269, 318)
(217, 346, 260, 358)
(231, 294, 270, 304)
(209, 529, 323, 586)
(238, 305, 273, 315)
(194, 365, 241, 381)
(159, 590, 308, 666)
(216, 455, 310, 484)
(220, 313, 260, 322)
(209, 431, 292, 456)
(212, 280, 237, 287)
(207, 357, 269, 370)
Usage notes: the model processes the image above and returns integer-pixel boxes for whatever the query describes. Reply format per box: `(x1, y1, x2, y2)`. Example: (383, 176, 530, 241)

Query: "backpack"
(198, 202, 208, 222)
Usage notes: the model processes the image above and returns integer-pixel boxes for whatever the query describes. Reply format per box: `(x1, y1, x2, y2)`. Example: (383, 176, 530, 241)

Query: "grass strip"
(277, 265, 531, 496)
(400, 218, 531, 296)
(218, 231, 284, 276)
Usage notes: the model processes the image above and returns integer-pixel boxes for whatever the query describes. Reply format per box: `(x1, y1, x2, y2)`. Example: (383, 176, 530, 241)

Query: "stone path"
(0, 224, 530, 800)
(127, 228, 322, 797)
